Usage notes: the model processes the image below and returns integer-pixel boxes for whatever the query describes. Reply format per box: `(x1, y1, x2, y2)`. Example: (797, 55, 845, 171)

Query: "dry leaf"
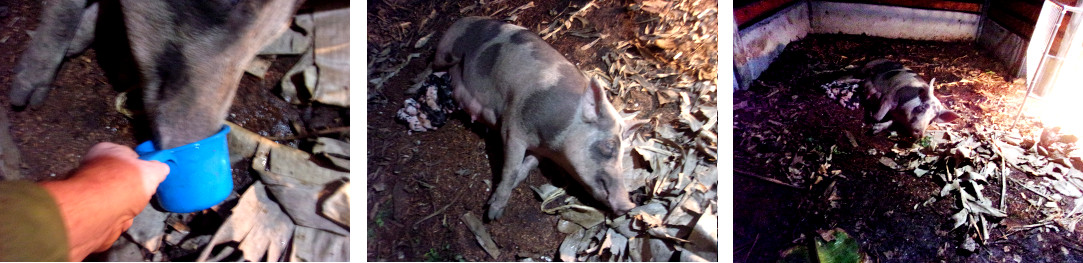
(462, 212, 501, 259)
(198, 181, 295, 262)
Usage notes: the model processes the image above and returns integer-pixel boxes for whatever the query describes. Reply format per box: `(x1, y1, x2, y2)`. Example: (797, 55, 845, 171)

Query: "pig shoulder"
(479, 22, 596, 141)
(520, 83, 623, 162)
(516, 63, 595, 145)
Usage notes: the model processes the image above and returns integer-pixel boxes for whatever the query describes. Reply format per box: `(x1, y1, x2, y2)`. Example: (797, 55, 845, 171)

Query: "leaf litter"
(531, 0, 718, 261)
(737, 33, 1083, 260)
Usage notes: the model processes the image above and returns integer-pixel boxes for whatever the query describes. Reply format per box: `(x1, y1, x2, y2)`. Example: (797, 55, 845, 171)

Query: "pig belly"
(449, 64, 500, 125)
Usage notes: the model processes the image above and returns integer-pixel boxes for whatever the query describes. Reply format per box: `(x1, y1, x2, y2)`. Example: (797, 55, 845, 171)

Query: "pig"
(434, 17, 638, 220)
(860, 59, 959, 139)
(10, 0, 303, 149)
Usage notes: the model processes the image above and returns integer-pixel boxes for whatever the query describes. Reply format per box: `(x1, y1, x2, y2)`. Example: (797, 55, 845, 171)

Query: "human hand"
(40, 142, 169, 261)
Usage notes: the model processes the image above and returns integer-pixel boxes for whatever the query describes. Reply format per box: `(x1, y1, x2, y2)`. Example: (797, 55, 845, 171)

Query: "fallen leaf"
(288, 226, 349, 261)
(313, 137, 350, 170)
(559, 228, 590, 262)
(950, 209, 968, 230)
(198, 181, 295, 262)
(413, 32, 433, 48)
(320, 181, 350, 227)
(880, 157, 901, 170)
(125, 204, 169, 253)
(461, 212, 501, 259)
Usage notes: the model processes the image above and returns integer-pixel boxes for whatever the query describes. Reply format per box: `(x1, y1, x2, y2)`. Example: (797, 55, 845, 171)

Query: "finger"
(138, 160, 170, 197)
(142, 160, 169, 182)
(121, 218, 134, 231)
(83, 142, 138, 162)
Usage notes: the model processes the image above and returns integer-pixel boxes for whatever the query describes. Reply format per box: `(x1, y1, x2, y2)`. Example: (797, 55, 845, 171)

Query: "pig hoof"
(27, 86, 51, 107)
(486, 206, 505, 220)
(8, 81, 52, 108)
(486, 195, 507, 220)
(870, 123, 891, 134)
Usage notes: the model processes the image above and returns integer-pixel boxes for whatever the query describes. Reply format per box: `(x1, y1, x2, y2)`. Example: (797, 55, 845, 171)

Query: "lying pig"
(434, 17, 638, 220)
(861, 59, 959, 139)
(11, 0, 302, 149)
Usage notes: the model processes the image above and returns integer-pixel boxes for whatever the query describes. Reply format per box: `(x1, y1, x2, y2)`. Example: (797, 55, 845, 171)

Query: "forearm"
(41, 156, 152, 261)
(1, 142, 166, 262)
(0, 180, 69, 261)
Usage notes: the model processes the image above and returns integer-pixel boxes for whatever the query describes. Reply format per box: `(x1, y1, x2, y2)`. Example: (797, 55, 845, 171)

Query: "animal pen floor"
(735, 34, 1083, 262)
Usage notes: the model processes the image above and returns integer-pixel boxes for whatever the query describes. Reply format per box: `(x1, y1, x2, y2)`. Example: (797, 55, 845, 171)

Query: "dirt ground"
(734, 34, 1083, 262)
(0, 0, 347, 260)
(365, 0, 702, 261)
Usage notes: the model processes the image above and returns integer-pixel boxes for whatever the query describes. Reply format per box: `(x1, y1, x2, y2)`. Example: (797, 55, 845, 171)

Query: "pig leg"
(871, 99, 894, 122)
(867, 98, 897, 134)
(486, 138, 539, 220)
(66, 1, 98, 58)
(10, 0, 93, 108)
(870, 120, 893, 134)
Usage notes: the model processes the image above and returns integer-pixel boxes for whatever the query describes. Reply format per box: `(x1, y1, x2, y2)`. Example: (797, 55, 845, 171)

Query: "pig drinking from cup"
(11, 0, 302, 149)
(861, 59, 959, 139)
(434, 17, 637, 220)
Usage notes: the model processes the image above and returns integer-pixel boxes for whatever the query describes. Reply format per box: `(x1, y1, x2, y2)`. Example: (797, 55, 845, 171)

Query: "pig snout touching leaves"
(434, 17, 638, 220)
(861, 59, 959, 139)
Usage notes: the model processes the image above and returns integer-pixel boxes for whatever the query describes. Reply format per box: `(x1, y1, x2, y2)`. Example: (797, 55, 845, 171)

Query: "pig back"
(863, 60, 927, 97)
(436, 17, 590, 128)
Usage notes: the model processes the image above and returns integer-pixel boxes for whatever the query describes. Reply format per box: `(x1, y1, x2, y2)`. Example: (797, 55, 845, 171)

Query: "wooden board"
(735, 0, 798, 28)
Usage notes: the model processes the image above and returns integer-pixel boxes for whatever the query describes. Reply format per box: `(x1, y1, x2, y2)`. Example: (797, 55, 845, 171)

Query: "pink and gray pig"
(861, 59, 959, 139)
(434, 17, 637, 220)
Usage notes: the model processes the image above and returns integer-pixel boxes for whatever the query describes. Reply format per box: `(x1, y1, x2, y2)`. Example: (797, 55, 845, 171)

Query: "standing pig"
(861, 59, 959, 139)
(434, 17, 637, 220)
(11, 0, 302, 149)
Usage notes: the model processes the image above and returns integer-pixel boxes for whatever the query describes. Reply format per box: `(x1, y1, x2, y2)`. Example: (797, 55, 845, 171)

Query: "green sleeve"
(0, 180, 69, 261)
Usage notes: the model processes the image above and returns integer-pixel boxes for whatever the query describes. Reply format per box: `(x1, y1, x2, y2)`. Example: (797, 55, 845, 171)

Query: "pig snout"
(606, 184, 636, 214)
(585, 165, 636, 215)
(901, 101, 959, 139)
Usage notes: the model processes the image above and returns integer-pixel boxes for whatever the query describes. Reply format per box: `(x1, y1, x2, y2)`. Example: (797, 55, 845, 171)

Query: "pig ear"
(622, 115, 649, 140)
(581, 78, 607, 122)
(937, 110, 959, 123)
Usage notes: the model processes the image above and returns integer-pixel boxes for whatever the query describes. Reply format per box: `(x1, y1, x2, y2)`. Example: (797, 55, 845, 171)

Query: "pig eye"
(595, 137, 618, 158)
(911, 103, 930, 116)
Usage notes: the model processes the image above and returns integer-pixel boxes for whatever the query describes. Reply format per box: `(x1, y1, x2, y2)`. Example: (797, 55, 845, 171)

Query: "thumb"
(136, 160, 170, 197)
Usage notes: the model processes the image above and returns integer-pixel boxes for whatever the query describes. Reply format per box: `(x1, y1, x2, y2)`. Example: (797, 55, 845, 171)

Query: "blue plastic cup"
(135, 125, 233, 213)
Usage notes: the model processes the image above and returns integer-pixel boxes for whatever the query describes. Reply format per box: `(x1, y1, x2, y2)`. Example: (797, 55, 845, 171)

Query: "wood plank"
(991, 0, 1043, 22)
(989, 6, 1036, 38)
(832, 0, 982, 13)
(735, 0, 797, 27)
